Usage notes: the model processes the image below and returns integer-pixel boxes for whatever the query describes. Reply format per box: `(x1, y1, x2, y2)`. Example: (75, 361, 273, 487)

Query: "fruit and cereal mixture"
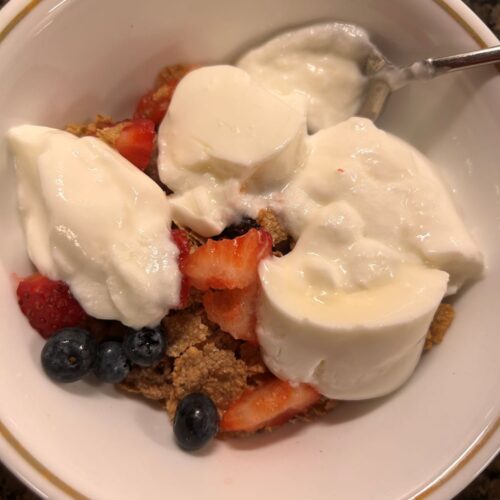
(14, 63, 455, 451)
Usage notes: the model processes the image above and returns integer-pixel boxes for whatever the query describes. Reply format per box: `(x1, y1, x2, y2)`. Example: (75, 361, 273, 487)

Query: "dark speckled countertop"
(0, 0, 498, 498)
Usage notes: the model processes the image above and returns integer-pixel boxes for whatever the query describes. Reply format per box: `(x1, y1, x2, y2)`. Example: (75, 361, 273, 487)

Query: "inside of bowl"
(0, 1, 498, 499)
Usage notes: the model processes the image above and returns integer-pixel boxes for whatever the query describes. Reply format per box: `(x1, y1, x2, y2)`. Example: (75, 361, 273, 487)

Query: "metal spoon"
(358, 45, 500, 122)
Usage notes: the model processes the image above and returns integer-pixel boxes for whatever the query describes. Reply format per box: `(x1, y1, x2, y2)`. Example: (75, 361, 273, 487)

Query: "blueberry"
(213, 217, 260, 240)
(174, 393, 219, 451)
(123, 327, 166, 367)
(41, 328, 97, 383)
(93, 341, 130, 383)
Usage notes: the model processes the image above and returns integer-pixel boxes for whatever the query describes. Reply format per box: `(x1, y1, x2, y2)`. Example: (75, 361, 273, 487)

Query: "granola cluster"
(65, 113, 125, 146)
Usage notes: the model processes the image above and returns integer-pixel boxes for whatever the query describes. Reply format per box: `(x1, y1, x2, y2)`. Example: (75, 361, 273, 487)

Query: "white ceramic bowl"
(0, 0, 499, 499)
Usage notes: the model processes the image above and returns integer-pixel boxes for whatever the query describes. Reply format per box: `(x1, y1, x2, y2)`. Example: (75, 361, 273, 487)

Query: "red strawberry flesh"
(184, 229, 272, 291)
(115, 118, 155, 170)
(16, 274, 87, 339)
(133, 88, 173, 126)
(220, 379, 320, 433)
(134, 64, 197, 126)
(203, 285, 258, 342)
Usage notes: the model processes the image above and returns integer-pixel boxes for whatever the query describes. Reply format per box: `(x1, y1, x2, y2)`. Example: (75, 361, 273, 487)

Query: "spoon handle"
(425, 45, 500, 76)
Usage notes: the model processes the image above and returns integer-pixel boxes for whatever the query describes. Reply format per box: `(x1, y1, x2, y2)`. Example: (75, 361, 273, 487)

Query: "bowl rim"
(0, 0, 498, 499)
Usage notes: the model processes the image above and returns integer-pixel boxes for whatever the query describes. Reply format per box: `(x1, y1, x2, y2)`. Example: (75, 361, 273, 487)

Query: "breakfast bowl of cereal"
(0, 0, 499, 498)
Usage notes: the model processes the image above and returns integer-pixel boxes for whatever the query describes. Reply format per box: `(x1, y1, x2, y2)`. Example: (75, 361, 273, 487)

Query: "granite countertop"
(0, 0, 498, 498)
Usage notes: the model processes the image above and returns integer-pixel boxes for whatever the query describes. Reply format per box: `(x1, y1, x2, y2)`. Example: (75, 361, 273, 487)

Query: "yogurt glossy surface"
(8, 125, 181, 329)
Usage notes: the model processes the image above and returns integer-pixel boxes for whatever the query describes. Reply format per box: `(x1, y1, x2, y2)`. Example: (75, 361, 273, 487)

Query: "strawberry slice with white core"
(183, 228, 272, 291)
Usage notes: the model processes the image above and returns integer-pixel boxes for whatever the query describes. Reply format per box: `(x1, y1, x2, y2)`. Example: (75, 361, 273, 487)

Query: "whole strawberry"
(16, 274, 87, 339)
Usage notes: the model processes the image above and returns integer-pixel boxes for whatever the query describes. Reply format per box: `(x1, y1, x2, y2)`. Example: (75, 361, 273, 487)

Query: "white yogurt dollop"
(258, 202, 449, 399)
(8, 125, 181, 329)
(257, 117, 483, 398)
(158, 65, 307, 236)
(238, 22, 373, 131)
(280, 117, 483, 294)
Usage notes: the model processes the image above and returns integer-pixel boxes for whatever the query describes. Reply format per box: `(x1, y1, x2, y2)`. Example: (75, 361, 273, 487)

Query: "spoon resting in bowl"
(359, 45, 500, 121)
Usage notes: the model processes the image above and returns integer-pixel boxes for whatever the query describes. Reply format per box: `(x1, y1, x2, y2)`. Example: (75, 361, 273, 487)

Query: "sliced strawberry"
(134, 64, 197, 126)
(203, 284, 258, 342)
(220, 379, 321, 433)
(16, 274, 87, 339)
(171, 229, 191, 308)
(133, 86, 174, 126)
(184, 229, 272, 291)
(115, 118, 155, 170)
